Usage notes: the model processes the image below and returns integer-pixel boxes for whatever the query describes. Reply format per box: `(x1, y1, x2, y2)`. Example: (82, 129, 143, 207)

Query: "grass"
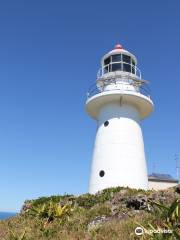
(0, 186, 179, 240)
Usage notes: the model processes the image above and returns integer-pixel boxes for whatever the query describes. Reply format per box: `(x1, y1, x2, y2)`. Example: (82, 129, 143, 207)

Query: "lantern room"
(98, 44, 140, 78)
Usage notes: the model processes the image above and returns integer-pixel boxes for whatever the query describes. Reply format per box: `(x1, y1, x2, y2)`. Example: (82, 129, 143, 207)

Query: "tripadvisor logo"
(135, 227, 144, 236)
(135, 226, 173, 236)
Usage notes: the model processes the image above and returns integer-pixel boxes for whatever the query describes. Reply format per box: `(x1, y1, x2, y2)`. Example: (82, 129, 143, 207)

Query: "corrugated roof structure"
(148, 173, 178, 183)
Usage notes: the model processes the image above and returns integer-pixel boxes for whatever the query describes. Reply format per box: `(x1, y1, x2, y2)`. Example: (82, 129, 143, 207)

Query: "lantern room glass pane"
(109, 64, 112, 72)
(104, 57, 110, 66)
(123, 63, 131, 73)
(122, 54, 131, 64)
(104, 66, 109, 74)
(112, 54, 121, 62)
(131, 65, 135, 74)
(132, 59, 135, 66)
(112, 63, 122, 71)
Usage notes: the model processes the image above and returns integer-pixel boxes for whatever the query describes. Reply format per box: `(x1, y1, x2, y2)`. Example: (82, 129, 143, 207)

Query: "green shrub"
(9, 230, 27, 240)
(139, 199, 180, 239)
(76, 187, 123, 209)
(30, 194, 75, 207)
(28, 200, 73, 224)
(76, 194, 98, 208)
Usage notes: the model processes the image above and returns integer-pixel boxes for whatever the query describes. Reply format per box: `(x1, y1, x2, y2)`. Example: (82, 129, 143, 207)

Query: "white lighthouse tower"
(86, 44, 154, 194)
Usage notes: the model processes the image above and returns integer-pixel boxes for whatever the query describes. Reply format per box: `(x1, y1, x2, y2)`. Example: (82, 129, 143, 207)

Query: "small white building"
(148, 173, 179, 190)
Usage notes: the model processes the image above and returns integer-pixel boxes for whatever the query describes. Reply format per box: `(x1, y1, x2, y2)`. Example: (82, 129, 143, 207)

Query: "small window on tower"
(104, 121, 109, 127)
(99, 170, 105, 177)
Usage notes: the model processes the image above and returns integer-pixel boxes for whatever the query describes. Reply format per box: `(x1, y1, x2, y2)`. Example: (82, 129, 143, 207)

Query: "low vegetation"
(0, 186, 179, 240)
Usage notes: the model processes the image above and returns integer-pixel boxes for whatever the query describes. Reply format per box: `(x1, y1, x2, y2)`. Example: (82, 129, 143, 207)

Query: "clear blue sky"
(0, 0, 180, 212)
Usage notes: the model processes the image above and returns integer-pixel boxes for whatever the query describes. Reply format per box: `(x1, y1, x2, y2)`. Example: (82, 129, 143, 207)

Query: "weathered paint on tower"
(86, 44, 154, 194)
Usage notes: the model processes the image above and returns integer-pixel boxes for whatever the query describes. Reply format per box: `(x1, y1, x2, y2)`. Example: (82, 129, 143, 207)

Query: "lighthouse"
(86, 44, 154, 194)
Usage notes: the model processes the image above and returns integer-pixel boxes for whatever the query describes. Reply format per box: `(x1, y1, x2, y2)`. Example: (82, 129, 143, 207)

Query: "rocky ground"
(0, 185, 179, 240)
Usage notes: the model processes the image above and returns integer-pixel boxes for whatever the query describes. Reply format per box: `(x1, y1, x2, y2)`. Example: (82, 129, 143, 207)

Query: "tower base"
(88, 103, 148, 194)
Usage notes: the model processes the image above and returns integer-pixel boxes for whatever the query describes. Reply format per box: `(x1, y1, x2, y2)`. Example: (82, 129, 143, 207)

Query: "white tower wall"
(89, 103, 148, 194)
(86, 44, 153, 194)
